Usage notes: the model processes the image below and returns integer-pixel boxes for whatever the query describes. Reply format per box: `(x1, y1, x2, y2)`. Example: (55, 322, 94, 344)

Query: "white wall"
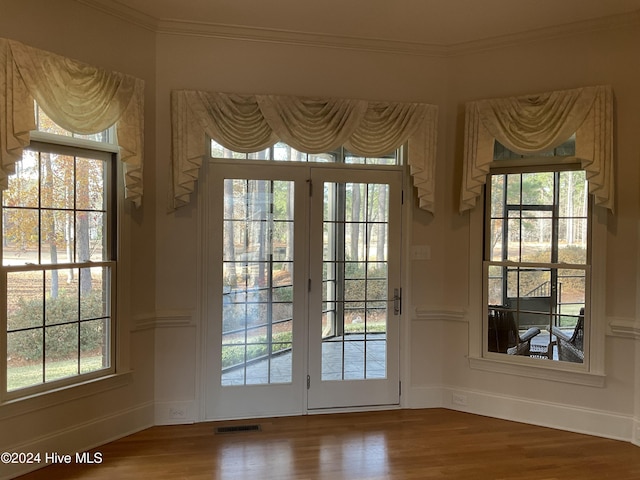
(0, 1, 156, 477)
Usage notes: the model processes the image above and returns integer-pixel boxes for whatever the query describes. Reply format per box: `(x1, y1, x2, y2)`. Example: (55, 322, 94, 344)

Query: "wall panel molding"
(608, 316, 640, 340)
(413, 306, 467, 322)
(132, 310, 196, 331)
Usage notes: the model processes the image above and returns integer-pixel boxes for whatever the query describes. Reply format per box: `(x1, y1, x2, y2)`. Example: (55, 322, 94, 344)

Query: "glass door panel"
(205, 164, 307, 420)
(321, 182, 389, 381)
(221, 179, 294, 386)
(308, 168, 402, 409)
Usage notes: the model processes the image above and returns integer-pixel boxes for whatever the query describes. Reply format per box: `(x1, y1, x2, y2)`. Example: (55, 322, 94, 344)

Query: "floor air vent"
(215, 424, 261, 434)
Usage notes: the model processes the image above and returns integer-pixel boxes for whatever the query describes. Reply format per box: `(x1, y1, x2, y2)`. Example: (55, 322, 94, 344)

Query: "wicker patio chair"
(551, 308, 584, 363)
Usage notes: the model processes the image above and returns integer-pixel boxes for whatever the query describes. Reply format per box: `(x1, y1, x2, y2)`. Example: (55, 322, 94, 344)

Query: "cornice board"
(75, 0, 640, 58)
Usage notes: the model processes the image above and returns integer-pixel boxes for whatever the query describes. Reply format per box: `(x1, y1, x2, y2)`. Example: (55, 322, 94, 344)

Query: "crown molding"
(76, 0, 640, 58)
(155, 19, 449, 57)
(449, 9, 640, 57)
(75, 0, 157, 31)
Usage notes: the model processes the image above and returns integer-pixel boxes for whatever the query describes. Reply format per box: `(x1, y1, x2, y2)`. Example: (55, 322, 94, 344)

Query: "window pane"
(368, 262, 387, 279)
(521, 216, 552, 263)
(506, 217, 521, 262)
(518, 268, 551, 298)
(368, 223, 388, 261)
(45, 269, 79, 325)
(366, 279, 387, 301)
(80, 266, 110, 320)
(345, 279, 365, 301)
(80, 318, 109, 373)
(7, 329, 44, 391)
(506, 174, 521, 204)
(487, 265, 503, 306)
(41, 210, 73, 264)
(76, 157, 106, 210)
(79, 211, 106, 262)
(3, 153, 39, 208)
(273, 143, 306, 162)
(45, 323, 79, 382)
(7, 271, 44, 330)
(345, 151, 398, 165)
(559, 170, 587, 217)
(558, 219, 587, 263)
(489, 219, 504, 261)
(522, 172, 554, 205)
(558, 269, 585, 308)
(2, 208, 39, 266)
(491, 175, 505, 217)
(211, 140, 398, 164)
(40, 152, 74, 209)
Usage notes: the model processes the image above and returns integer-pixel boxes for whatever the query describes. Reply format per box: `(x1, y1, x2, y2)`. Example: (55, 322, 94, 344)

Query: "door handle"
(393, 288, 402, 316)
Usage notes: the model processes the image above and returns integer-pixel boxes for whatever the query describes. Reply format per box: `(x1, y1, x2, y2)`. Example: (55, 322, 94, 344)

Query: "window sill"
(468, 355, 605, 387)
(0, 371, 133, 420)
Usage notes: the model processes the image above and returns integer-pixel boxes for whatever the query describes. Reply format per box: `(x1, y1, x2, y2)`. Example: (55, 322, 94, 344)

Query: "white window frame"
(468, 156, 607, 387)
(1, 125, 121, 401)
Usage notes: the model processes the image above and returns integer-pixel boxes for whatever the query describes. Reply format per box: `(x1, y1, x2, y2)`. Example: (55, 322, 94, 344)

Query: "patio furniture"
(488, 306, 541, 356)
(551, 308, 584, 363)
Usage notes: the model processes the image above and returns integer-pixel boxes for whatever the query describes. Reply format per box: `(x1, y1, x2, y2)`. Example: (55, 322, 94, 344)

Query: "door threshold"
(306, 404, 401, 416)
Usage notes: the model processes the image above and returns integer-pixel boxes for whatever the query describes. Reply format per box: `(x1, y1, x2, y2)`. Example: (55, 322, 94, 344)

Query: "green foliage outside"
(222, 331, 293, 369)
(8, 356, 104, 392)
(8, 290, 107, 363)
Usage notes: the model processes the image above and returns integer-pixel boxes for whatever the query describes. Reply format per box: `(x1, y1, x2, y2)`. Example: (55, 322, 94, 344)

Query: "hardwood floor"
(15, 409, 640, 479)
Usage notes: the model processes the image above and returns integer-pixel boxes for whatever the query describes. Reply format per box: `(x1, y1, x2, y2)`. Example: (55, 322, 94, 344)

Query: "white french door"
(203, 162, 402, 420)
(307, 168, 402, 409)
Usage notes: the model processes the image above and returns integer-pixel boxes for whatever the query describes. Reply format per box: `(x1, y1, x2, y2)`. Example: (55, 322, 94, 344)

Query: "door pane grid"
(322, 182, 389, 381)
(222, 179, 294, 386)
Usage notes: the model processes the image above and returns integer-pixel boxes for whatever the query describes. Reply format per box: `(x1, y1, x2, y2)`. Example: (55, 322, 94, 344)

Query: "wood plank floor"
(15, 409, 640, 479)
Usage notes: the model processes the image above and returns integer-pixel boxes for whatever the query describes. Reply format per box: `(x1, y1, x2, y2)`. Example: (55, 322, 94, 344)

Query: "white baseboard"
(2, 401, 154, 480)
(633, 419, 640, 447)
(408, 384, 635, 443)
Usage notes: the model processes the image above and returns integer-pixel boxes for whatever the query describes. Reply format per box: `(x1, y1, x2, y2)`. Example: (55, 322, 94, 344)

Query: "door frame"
(198, 158, 411, 421)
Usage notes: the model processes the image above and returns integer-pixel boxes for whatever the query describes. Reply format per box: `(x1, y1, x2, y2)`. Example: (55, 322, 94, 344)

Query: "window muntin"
(211, 140, 400, 165)
(2, 111, 116, 397)
(485, 163, 589, 364)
